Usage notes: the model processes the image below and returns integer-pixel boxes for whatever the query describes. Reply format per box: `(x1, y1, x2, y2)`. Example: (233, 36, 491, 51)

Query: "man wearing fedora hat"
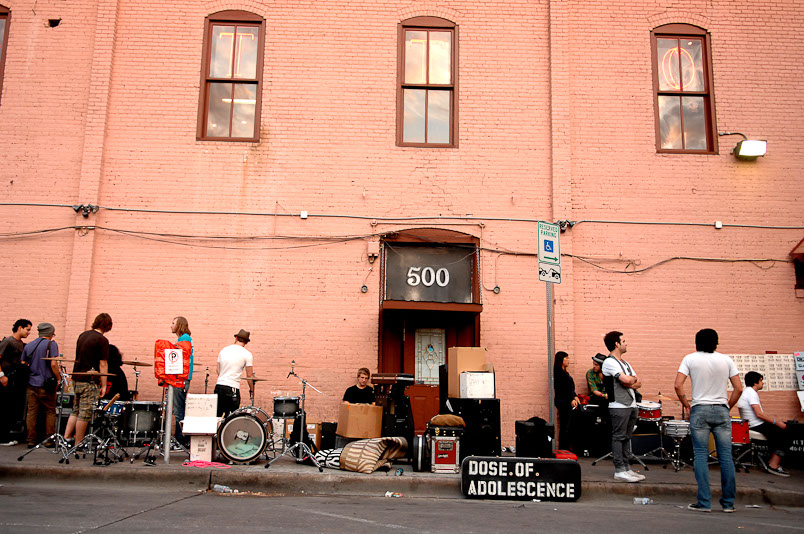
(215, 329, 254, 417)
(586, 353, 609, 406)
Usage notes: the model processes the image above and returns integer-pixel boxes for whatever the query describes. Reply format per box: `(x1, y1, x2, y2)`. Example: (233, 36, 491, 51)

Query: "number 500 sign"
(407, 266, 450, 287)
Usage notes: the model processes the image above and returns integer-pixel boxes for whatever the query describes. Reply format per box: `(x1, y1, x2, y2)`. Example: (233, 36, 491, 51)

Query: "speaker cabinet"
(443, 397, 501, 458)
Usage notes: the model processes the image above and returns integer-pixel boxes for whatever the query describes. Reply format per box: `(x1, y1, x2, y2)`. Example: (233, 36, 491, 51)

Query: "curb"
(2, 463, 801, 506)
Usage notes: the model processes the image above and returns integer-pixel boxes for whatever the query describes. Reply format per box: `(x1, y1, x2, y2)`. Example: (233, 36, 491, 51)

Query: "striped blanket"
(338, 437, 408, 474)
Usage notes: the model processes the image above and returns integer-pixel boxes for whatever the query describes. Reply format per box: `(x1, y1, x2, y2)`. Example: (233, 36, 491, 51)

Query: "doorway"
(379, 309, 479, 434)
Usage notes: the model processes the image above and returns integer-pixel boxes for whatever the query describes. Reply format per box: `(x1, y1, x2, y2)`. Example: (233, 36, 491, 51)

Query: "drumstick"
(102, 393, 120, 412)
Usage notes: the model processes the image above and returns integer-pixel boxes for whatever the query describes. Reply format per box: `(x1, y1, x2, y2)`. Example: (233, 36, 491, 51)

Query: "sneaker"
(722, 507, 736, 513)
(627, 469, 646, 481)
(614, 471, 641, 483)
(688, 503, 711, 512)
(0, 440, 18, 447)
(171, 443, 184, 452)
(767, 466, 791, 477)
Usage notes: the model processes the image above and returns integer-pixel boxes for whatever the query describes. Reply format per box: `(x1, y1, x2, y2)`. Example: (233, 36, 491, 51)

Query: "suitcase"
(431, 436, 460, 473)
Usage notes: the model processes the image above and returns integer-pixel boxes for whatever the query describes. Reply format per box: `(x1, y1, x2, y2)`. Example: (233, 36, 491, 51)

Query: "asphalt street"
(0, 479, 802, 534)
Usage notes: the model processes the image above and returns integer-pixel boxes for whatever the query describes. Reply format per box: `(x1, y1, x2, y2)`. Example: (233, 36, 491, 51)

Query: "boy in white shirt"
(736, 371, 792, 477)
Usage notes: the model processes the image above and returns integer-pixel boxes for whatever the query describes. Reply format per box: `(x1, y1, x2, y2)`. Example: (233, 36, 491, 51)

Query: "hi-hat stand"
(266, 360, 324, 472)
(91, 394, 128, 465)
(17, 369, 73, 463)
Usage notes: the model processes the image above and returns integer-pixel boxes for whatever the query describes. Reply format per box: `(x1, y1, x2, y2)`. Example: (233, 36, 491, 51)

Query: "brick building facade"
(0, 0, 802, 444)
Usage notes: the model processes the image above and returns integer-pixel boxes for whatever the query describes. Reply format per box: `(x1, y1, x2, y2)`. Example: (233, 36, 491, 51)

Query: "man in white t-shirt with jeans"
(737, 371, 792, 477)
(601, 331, 645, 483)
(675, 328, 742, 513)
(215, 329, 254, 417)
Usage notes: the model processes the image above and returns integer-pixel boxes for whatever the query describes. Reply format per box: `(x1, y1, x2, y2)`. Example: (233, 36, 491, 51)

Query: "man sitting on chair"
(342, 367, 375, 404)
(736, 371, 793, 477)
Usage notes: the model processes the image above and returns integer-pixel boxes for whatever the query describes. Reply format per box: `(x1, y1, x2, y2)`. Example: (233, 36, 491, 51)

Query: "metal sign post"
(538, 221, 560, 449)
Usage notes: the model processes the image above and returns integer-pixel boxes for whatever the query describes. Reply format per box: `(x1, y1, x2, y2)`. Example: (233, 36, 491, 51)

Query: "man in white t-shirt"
(600, 331, 645, 483)
(737, 371, 792, 477)
(674, 328, 742, 513)
(214, 329, 254, 417)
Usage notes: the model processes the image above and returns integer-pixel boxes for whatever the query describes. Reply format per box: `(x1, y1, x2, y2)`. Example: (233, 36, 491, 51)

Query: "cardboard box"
(189, 435, 214, 462)
(448, 347, 489, 398)
(459, 370, 495, 398)
(285, 421, 321, 450)
(337, 402, 383, 439)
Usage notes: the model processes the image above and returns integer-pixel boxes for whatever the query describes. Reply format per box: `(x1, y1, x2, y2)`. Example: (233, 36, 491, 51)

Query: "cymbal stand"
(204, 367, 210, 394)
(131, 386, 188, 465)
(266, 360, 324, 472)
(132, 366, 141, 400)
(17, 370, 73, 463)
(591, 420, 648, 470)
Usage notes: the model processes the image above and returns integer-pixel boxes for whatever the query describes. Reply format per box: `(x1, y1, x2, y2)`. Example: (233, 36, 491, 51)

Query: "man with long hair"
(171, 316, 193, 447)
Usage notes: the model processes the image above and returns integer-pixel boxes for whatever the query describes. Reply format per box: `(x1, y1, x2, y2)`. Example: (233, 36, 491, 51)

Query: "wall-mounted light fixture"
(719, 132, 767, 160)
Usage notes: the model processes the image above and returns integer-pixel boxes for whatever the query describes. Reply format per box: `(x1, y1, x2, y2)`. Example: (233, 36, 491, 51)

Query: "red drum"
(731, 418, 750, 444)
(637, 401, 662, 421)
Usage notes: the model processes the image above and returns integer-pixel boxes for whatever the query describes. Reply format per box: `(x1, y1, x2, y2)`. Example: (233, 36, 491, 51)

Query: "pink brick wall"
(0, 1, 801, 445)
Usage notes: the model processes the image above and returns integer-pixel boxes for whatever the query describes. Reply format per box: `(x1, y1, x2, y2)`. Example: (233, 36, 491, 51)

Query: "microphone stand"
(266, 360, 324, 472)
(204, 367, 210, 394)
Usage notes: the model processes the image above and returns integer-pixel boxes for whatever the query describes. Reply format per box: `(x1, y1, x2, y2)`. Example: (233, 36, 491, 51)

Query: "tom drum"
(637, 401, 662, 422)
(273, 396, 300, 420)
(731, 418, 750, 444)
(217, 406, 274, 464)
(124, 401, 161, 444)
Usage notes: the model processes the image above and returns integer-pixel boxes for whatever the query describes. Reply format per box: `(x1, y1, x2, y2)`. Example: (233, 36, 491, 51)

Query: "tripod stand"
(17, 370, 73, 463)
(131, 386, 188, 465)
(266, 360, 324, 472)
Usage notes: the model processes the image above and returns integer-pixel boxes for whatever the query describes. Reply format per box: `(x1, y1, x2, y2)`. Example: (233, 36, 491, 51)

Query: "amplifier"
(431, 436, 460, 473)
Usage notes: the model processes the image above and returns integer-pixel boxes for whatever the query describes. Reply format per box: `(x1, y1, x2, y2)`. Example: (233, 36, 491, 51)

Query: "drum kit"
(634, 395, 693, 471)
(19, 356, 325, 470)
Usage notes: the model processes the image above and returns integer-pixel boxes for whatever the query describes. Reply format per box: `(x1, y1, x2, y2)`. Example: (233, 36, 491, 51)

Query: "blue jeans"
(173, 381, 190, 445)
(690, 404, 736, 509)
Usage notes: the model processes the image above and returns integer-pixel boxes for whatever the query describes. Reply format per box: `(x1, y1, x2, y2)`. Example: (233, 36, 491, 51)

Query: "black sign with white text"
(461, 457, 582, 502)
(384, 245, 474, 303)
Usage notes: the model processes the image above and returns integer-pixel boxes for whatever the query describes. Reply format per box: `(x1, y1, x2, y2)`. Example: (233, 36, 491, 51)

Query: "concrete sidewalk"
(0, 442, 800, 506)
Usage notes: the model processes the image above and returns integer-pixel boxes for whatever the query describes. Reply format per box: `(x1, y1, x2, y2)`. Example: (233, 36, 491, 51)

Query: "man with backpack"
(20, 323, 61, 448)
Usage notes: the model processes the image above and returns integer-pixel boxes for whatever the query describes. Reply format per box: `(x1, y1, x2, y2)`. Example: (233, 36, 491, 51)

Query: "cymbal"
(121, 360, 153, 367)
(650, 394, 677, 402)
(71, 371, 115, 377)
(242, 377, 267, 382)
(42, 357, 77, 362)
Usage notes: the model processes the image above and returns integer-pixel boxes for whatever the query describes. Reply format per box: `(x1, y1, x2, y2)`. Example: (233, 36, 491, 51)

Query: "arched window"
(651, 24, 717, 153)
(197, 10, 265, 141)
(0, 5, 10, 105)
(397, 17, 457, 147)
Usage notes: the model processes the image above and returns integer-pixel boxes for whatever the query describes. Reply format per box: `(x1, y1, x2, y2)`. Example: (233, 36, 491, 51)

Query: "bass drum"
(217, 406, 274, 464)
(411, 434, 430, 472)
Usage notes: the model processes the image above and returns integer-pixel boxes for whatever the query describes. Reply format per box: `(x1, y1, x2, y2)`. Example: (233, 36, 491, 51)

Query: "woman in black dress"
(553, 351, 580, 450)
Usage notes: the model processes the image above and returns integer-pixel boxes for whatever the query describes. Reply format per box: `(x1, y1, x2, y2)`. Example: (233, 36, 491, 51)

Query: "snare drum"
(637, 401, 662, 421)
(662, 420, 690, 438)
(97, 399, 126, 416)
(273, 396, 300, 419)
(217, 406, 274, 464)
(731, 418, 750, 444)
